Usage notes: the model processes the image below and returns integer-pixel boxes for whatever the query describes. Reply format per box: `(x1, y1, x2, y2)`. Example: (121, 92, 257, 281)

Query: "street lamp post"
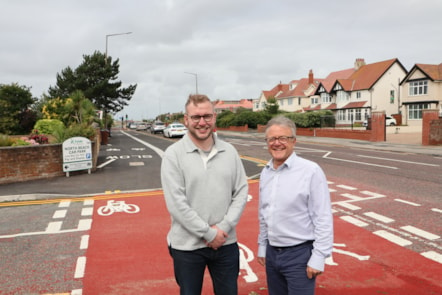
(105, 32, 132, 64)
(184, 72, 198, 94)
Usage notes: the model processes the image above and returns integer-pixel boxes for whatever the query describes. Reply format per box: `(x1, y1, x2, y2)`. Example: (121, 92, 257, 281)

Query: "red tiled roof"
(320, 69, 354, 92)
(415, 63, 442, 81)
(344, 58, 399, 90)
(341, 101, 368, 109)
(325, 103, 337, 110)
(303, 104, 321, 111)
(214, 99, 253, 110)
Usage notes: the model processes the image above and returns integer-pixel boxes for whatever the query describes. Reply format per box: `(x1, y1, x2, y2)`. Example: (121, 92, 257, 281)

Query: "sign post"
(62, 137, 93, 177)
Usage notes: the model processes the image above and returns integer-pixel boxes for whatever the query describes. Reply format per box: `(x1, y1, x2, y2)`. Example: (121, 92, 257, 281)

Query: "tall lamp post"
(184, 72, 198, 94)
(105, 32, 132, 64)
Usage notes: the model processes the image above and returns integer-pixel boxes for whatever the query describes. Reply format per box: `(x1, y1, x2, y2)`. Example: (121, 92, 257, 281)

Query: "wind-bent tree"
(0, 83, 36, 134)
(48, 51, 137, 125)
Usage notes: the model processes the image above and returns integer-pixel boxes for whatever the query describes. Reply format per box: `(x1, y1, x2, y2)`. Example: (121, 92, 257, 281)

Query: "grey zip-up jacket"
(161, 134, 248, 251)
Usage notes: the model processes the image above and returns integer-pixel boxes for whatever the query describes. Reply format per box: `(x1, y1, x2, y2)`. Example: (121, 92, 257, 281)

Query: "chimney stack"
(308, 69, 313, 84)
(354, 58, 366, 70)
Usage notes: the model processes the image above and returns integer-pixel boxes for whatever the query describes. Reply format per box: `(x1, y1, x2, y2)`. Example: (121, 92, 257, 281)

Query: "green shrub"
(53, 123, 96, 142)
(0, 134, 14, 146)
(34, 119, 65, 135)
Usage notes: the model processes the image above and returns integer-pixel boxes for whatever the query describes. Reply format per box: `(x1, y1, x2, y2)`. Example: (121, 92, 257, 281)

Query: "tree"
(48, 51, 137, 117)
(265, 97, 279, 114)
(0, 83, 36, 134)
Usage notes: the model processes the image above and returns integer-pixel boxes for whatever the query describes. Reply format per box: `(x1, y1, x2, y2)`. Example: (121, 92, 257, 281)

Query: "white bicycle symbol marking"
(239, 242, 258, 283)
(326, 243, 370, 266)
(97, 200, 140, 216)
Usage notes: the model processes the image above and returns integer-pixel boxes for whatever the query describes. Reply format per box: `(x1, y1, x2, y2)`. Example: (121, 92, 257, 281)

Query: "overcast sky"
(1, 0, 441, 120)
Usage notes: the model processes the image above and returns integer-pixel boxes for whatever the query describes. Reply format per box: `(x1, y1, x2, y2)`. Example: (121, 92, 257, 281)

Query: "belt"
(270, 240, 314, 251)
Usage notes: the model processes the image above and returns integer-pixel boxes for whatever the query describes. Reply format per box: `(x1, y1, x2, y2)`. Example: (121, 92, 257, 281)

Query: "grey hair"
(265, 115, 297, 138)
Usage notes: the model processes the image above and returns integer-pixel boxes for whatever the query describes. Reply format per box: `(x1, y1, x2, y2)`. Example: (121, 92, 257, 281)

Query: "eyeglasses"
(265, 136, 294, 144)
(188, 114, 214, 123)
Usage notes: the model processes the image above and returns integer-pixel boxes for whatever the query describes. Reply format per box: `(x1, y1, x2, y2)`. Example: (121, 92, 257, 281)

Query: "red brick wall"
(216, 125, 249, 132)
(422, 109, 442, 145)
(0, 140, 99, 185)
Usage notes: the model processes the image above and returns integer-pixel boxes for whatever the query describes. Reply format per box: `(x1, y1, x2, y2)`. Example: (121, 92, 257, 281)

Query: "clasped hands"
(205, 225, 227, 250)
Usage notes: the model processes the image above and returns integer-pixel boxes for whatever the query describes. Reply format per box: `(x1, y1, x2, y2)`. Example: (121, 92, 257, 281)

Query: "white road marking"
(421, 251, 442, 264)
(340, 215, 368, 227)
(80, 235, 89, 250)
(122, 131, 164, 157)
(360, 191, 385, 198)
(336, 202, 361, 211)
(53, 210, 67, 219)
(394, 199, 421, 206)
(129, 162, 145, 166)
(336, 184, 357, 190)
(81, 207, 93, 216)
(374, 230, 412, 246)
(83, 199, 94, 206)
(46, 221, 62, 233)
(323, 152, 398, 169)
(400, 225, 440, 240)
(431, 208, 442, 214)
(341, 193, 363, 200)
(59, 201, 71, 208)
(71, 289, 83, 295)
(78, 219, 92, 231)
(74, 256, 86, 279)
(97, 156, 118, 168)
(363, 212, 395, 223)
(357, 154, 440, 167)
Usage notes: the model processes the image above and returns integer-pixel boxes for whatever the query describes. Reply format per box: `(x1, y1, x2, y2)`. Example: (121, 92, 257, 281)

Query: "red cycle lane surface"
(83, 181, 441, 295)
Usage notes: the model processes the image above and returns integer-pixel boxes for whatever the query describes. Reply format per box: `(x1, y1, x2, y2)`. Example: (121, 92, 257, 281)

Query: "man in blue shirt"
(257, 116, 333, 295)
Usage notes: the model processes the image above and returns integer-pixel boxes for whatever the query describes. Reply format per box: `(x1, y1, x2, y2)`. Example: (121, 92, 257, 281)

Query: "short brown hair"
(185, 94, 212, 112)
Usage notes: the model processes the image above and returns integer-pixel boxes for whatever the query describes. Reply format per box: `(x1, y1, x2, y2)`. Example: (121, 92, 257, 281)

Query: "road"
(0, 129, 441, 294)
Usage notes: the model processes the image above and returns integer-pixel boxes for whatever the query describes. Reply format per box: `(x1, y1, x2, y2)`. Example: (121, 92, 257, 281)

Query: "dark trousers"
(169, 243, 239, 295)
(265, 241, 316, 295)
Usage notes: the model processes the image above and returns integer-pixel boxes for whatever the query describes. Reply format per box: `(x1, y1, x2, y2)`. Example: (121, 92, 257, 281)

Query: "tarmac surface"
(1, 126, 440, 203)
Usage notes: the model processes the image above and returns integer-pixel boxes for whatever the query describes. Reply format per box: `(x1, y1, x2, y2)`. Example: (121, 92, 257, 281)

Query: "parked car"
(129, 123, 137, 129)
(150, 121, 166, 134)
(136, 123, 148, 131)
(163, 123, 187, 138)
(362, 116, 397, 127)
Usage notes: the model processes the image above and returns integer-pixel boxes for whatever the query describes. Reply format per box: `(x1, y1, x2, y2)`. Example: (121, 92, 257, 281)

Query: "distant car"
(163, 123, 187, 138)
(136, 123, 148, 131)
(362, 116, 397, 127)
(129, 123, 137, 129)
(150, 121, 166, 134)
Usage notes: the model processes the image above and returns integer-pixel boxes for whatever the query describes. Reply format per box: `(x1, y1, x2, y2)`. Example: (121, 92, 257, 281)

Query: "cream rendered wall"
(369, 63, 405, 117)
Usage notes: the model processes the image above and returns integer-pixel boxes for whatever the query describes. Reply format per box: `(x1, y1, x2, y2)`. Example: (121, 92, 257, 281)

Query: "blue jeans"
(169, 243, 240, 295)
(265, 241, 316, 295)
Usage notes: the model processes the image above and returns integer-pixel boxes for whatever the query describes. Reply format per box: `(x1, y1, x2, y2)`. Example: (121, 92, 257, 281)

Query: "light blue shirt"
(258, 152, 333, 271)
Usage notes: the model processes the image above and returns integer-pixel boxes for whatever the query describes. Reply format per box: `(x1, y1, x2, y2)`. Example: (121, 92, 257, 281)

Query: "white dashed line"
(80, 235, 89, 250)
(341, 193, 363, 201)
(74, 256, 86, 279)
(394, 199, 421, 206)
(360, 191, 385, 198)
(340, 216, 368, 227)
(336, 184, 357, 190)
(46, 221, 62, 233)
(59, 200, 71, 208)
(335, 202, 361, 211)
(363, 212, 395, 223)
(83, 199, 94, 206)
(373, 230, 412, 246)
(81, 207, 93, 216)
(77, 219, 92, 231)
(53, 209, 67, 219)
(400, 225, 440, 240)
(421, 251, 442, 264)
(71, 289, 83, 295)
(431, 208, 442, 214)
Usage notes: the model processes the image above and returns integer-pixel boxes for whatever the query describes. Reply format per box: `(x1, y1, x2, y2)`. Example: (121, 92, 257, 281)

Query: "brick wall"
(0, 131, 100, 185)
(422, 109, 442, 145)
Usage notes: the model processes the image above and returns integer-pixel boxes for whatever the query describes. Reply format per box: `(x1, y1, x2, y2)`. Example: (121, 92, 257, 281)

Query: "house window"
(280, 99, 284, 106)
(337, 90, 349, 102)
(311, 97, 318, 104)
(298, 98, 301, 105)
(337, 110, 345, 121)
(355, 109, 362, 121)
(288, 98, 293, 105)
(390, 90, 395, 103)
(408, 103, 429, 119)
(409, 81, 428, 96)
(356, 91, 361, 99)
(321, 93, 331, 103)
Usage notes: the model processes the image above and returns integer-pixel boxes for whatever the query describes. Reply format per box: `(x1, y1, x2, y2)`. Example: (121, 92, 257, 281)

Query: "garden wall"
(0, 131, 101, 185)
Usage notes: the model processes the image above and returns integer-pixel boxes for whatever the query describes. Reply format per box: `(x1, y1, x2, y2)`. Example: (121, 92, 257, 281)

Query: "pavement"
(1, 126, 440, 203)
